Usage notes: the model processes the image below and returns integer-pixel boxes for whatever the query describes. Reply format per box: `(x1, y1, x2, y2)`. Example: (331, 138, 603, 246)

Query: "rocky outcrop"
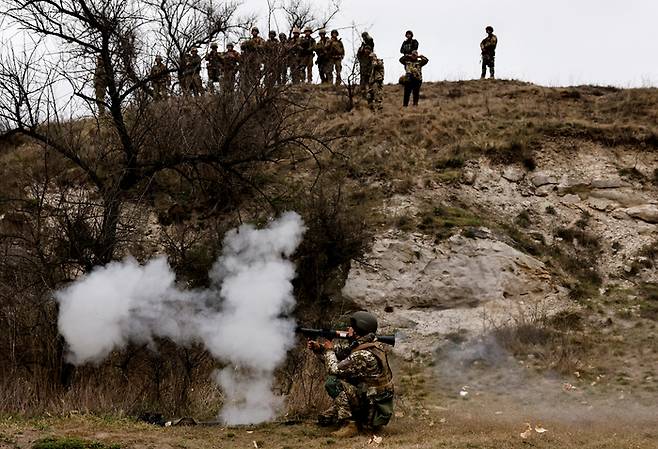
(624, 205, 658, 224)
(342, 230, 565, 353)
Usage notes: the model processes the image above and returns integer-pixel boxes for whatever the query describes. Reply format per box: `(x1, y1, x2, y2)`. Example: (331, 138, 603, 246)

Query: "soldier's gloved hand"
(307, 340, 324, 354)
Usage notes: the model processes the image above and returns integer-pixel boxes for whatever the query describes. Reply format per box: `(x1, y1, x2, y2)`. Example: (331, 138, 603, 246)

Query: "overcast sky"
(242, 0, 658, 86)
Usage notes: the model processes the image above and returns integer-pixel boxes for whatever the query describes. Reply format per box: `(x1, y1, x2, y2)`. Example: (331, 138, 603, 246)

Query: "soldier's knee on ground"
(325, 375, 343, 398)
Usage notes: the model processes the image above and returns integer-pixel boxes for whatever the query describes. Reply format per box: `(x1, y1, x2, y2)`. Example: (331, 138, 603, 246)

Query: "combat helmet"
(331, 29, 339, 36)
(210, 42, 218, 48)
(304, 26, 313, 33)
(251, 26, 259, 34)
(350, 311, 378, 336)
(486, 25, 494, 33)
(318, 29, 327, 35)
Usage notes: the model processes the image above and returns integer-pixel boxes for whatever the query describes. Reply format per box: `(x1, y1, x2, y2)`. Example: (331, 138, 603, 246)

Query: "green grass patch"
(417, 204, 482, 241)
(32, 437, 121, 449)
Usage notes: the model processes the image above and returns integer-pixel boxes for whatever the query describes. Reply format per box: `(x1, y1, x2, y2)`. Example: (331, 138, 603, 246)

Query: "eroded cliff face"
(342, 230, 566, 354)
(341, 139, 657, 355)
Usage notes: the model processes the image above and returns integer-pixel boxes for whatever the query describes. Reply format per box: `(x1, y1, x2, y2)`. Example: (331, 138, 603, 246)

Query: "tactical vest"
(353, 341, 394, 394)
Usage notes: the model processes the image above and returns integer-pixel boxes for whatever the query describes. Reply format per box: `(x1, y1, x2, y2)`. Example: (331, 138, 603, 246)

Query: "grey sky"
(243, 0, 658, 86)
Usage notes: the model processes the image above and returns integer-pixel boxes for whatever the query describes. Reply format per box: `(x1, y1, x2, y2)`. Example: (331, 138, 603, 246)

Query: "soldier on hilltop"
(300, 27, 316, 83)
(400, 30, 419, 55)
(205, 43, 221, 92)
(150, 55, 170, 100)
(326, 29, 345, 85)
(480, 25, 498, 79)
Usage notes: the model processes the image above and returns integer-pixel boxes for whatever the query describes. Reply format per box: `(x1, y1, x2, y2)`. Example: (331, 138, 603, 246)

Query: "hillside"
(1, 79, 657, 448)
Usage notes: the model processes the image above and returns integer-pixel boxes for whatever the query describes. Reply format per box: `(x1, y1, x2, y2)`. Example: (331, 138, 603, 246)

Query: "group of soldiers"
(148, 26, 349, 97)
(94, 25, 498, 114)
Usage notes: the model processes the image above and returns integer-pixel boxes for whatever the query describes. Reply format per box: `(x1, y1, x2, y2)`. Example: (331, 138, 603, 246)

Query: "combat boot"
(331, 421, 359, 438)
(317, 407, 338, 427)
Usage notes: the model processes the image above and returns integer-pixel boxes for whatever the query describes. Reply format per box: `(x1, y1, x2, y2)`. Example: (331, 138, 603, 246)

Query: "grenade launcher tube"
(296, 327, 396, 346)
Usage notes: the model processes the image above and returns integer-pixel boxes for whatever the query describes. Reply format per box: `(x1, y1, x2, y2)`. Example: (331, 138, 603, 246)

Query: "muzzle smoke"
(55, 211, 306, 424)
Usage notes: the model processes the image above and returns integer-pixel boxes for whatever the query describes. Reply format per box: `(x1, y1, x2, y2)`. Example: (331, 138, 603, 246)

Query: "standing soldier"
(400, 30, 419, 55)
(263, 31, 280, 87)
(150, 55, 170, 100)
(221, 43, 240, 92)
(307, 312, 394, 437)
(177, 52, 189, 95)
(278, 33, 289, 84)
(480, 26, 498, 79)
(94, 55, 108, 116)
(361, 32, 375, 51)
(399, 50, 429, 107)
(368, 52, 385, 111)
(357, 44, 373, 97)
(326, 29, 345, 85)
(186, 48, 203, 96)
(300, 26, 316, 83)
(288, 28, 304, 84)
(314, 29, 330, 84)
(241, 27, 266, 87)
(205, 43, 222, 92)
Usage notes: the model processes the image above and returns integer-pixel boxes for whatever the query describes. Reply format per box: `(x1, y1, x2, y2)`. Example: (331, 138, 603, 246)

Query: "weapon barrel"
(296, 327, 396, 346)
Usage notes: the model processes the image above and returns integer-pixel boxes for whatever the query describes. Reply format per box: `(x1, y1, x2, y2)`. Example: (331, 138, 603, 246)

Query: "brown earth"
(2, 79, 658, 447)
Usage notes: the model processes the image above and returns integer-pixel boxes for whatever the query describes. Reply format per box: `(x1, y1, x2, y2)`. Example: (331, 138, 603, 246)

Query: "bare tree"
(280, 0, 341, 34)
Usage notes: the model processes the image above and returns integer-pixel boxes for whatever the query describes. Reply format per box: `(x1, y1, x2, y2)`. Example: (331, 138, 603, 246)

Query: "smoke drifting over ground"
(56, 212, 306, 425)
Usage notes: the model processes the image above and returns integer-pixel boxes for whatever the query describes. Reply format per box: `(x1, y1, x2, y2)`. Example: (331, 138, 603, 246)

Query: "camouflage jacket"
(399, 54, 428, 81)
(300, 36, 316, 57)
(480, 34, 498, 56)
(370, 58, 385, 83)
(205, 50, 222, 70)
(324, 334, 394, 397)
(150, 62, 170, 85)
(326, 38, 345, 60)
(221, 50, 240, 72)
(400, 38, 419, 55)
(187, 54, 202, 74)
(314, 37, 330, 60)
(241, 36, 266, 55)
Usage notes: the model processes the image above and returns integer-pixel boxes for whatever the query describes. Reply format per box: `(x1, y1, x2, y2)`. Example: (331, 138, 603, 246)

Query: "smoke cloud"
(55, 211, 306, 424)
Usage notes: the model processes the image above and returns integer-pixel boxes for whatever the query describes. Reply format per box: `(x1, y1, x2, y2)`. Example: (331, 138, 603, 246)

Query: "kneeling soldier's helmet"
(486, 26, 494, 33)
(350, 311, 378, 336)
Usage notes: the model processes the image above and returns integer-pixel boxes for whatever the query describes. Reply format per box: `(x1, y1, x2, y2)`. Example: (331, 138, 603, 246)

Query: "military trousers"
(403, 78, 422, 106)
(481, 54, 495, 78)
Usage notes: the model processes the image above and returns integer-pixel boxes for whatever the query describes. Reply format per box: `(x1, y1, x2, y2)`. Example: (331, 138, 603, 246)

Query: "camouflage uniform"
(368, 54, 385, 111)
(241, 31, 266, 88)
(205, 45, 222, 92)
(288, 32, 304, 84)
(221, 47, 240, 92)
(186, 50, 203, 96)
(326, 32, 345, 85)
(264, 33, 281, 87)
(357, 33, 375, 94)
(150, 57, 170, 100)
(94, 56, 108, 115)
(300, 30, 316, 83)
(480, 32, 498, 79)
(278, 33, 289, 84)
(321, 334, 394, 429)
(314, 33, 330, 84)
(399, 53, 428, 106)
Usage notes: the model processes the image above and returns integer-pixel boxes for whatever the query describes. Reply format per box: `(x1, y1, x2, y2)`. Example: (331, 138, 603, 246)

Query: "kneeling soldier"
(308, 311, 394, 438)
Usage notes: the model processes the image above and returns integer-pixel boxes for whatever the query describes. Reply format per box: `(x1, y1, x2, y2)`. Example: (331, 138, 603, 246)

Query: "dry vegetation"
(1, 78, 658, 447)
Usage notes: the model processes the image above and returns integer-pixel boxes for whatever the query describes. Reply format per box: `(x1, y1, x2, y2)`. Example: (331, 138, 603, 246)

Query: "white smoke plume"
(55, 211, 306, 424)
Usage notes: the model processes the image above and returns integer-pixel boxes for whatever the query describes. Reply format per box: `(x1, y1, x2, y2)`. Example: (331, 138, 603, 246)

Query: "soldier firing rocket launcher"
(296, 327, 396, 346)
